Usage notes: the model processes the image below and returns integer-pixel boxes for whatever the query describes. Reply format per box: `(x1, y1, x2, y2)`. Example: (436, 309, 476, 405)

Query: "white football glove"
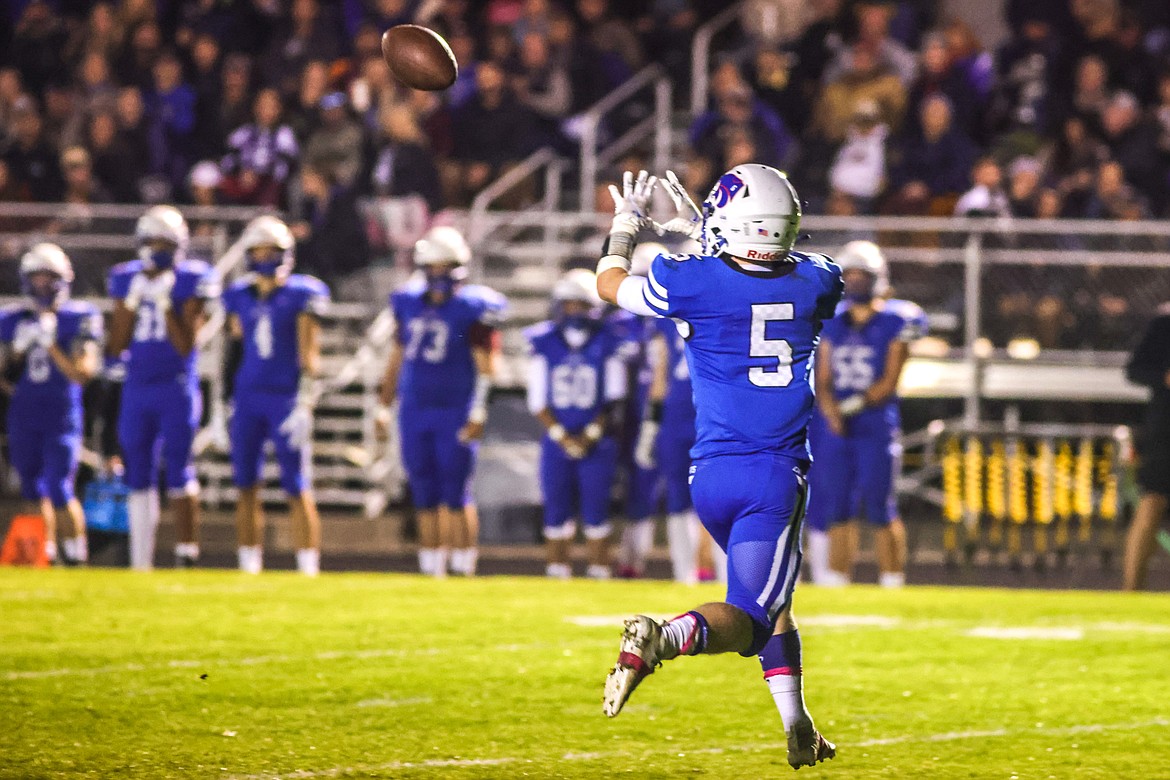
(634, 419, 659, 471)
(34, 312, 57, 350)
(11, 321, 37, 354)
(279, 404, 313, 450)
(608, 169, 658, 234)
(838, 395, 866, 417)
(145, 270, 176, 314)
(654, 170, 703, 239)
(122, 273, 149, 311)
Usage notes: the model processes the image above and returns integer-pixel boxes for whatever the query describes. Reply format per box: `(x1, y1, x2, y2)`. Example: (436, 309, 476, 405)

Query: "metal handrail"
(578, 64, 670, 212)
(690, 1, 745, 117)
(0, 203, 270, 220)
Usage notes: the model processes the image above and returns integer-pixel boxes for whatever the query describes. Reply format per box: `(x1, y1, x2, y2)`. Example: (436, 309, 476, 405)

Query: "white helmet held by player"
(135, 204, 189, 270)
(20, 242, 73, 309)
(836, 240, 889, 302)
(701, 163, 801, 262)
(241, 215, 295, 279)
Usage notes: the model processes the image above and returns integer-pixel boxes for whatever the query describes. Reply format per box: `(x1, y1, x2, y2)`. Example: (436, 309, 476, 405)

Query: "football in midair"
(381, 24, 458, 91)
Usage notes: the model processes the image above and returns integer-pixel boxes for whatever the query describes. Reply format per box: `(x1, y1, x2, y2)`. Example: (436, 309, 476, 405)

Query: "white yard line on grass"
(224, 718, 1170, 779)
(3, 640, 613, 681)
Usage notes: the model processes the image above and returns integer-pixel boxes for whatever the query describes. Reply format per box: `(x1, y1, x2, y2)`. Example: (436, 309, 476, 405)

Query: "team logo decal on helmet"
(700, 164, 802, 262)
(712, 172, 745, 208)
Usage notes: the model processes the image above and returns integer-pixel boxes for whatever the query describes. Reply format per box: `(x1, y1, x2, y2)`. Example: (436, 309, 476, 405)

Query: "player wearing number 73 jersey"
(597, 166, 842, 770)
(107, 205, 219, 571)
(222, 216, 330, 576)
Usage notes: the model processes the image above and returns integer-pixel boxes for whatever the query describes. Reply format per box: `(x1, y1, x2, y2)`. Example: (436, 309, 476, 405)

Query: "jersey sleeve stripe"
(642, 284, 670, 314)
(647, 265, 670, 300)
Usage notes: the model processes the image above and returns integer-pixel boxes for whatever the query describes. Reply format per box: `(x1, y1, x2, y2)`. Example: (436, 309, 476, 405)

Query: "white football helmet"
(631, 241, 667, 278)
(701, 164, 801, 262)
(414, 225, 471, 278)
(135, 204, 189, 270)
(835, 240, 889, 300)
(20, 242, 73, 308)
(552, 268, 601, 306)
(240, 215, 295, 278)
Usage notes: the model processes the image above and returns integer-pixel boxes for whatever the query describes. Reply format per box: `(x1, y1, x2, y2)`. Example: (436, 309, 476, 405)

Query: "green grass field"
(3, 569, 1170, 779)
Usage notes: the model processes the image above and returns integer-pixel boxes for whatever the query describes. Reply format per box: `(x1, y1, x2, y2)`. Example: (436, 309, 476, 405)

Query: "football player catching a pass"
(526, 270, 627, 579)
(222, 216, 330, 576)
(805, 240, 927, 588)
(377, 226, 505, 577)
(597, 167, 840, 769)
(0, 244, 102, 565)
(108, 206, 219, 570)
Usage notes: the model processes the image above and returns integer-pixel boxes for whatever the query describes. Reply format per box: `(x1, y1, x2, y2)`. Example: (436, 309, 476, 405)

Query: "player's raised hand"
(34, 311, 57, 349)
(654, 170, 702, 239)
(608, 169, 658, 233)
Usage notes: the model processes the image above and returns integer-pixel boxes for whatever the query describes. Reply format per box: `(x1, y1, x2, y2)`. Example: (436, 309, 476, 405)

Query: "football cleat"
(786, 719, 836, 770)
(603, 615, 670, 718)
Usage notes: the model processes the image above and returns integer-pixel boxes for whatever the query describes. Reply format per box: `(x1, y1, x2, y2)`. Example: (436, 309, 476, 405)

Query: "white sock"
(452, 547, 477, 575)
(296, 548, 320, 577)
(619, 520, 654, 572)
(821, 570, 851, 587)
(712, 544, 728, 584)
(586, 563, 611, 580)
(128, 490, 158, 571)
(879, 571, 905, 589)
(766, 673, 811, 734)
(666, 512, 699, 584)
(431, 548, 448, 579)
(63, 535, 88, 563)
(175, 542, 200, 561)
(238, 545, 263, 574)
(418, 548, 435, 575)
(805, 530, 830, 584)
(545, 562, 571, 579)
(44, 540, 58, 563)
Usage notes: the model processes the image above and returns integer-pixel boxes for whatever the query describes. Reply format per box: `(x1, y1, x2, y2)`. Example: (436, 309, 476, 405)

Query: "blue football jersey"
(391, 281, 506, 409)
(108, 259, 219, 385)
(525, 321, 627, 432)
(641, 251, 843, 461)
(652, 317, 696, 428)
(820, 297, 927, 433)
(0, 302, 102, 415)
(224, 274, 331, 395)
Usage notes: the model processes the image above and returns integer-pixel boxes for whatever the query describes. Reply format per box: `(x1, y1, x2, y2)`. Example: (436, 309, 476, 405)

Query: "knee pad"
(743, 612, 778, 657)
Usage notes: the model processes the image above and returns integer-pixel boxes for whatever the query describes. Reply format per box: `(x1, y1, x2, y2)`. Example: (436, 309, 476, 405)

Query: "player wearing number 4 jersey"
(597, 166, 841, 770)
(221, 216, 330, 576)
(378, 226, 506, 578)
(107, 206, 219, 570)
(526, 269, 627, 580)
(805, 240, 927, 589)
(0, 244, 102, 565)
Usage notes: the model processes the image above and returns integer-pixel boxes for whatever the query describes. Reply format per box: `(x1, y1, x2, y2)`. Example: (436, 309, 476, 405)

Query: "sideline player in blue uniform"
(376, 226, 505, 577)
(107, 205, 219, 570)
(805, 241, 927, 589)
(597, 167, 840, 768)
(0, 244, 102, 565)
(222, 216, 330, 576)
(526, 270, 628, 579)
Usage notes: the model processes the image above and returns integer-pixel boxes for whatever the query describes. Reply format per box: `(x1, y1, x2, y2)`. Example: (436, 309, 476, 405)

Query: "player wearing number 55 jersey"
(0, 244, 102, 565)
(805, 241, 927, 590)
(377, 226, 506, 578)
(526, 270, 627, 580)
(222, 216, 330, 576)
(597, 166, 840, 769)
(107, 205, 219, 570)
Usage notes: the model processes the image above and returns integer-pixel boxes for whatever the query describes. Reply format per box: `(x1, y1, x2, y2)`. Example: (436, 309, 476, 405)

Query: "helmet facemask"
(22, 270, 68, 310)
(139, 238, 180, 271)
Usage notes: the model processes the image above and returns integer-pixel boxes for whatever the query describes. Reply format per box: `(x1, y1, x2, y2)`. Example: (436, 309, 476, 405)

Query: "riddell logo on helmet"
(745, 249, 785, 260)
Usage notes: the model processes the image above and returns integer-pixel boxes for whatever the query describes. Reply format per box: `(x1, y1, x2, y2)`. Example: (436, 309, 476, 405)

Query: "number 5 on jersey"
(749, 303, 794, 387)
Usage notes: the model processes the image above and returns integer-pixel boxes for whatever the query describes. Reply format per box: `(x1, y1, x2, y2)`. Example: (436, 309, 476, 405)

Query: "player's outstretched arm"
(297, 312, 322, 381)
(597, 170, 656, 313)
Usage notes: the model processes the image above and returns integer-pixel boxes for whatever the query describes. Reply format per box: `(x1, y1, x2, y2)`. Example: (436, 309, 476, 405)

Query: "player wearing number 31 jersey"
(222, 216, 330, 576)
(107, 205, 219, 571)
(597, 166, 841, 770)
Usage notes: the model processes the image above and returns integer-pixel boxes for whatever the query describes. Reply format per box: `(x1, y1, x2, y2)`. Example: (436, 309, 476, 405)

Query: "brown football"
(381, 24, 458, 91)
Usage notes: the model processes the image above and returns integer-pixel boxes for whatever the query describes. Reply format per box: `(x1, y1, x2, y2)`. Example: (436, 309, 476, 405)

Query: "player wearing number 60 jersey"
(377, 226, 506, 578)
(597, 166, 841, 770)
(0, 244, 102, 565)
(107, 205, 219, 570)
(222, 216, 330, 576)
(805, 240, 927, 589)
